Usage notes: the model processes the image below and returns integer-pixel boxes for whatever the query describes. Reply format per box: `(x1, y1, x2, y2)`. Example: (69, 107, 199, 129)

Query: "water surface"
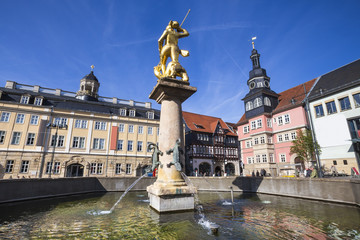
(0, 191, 359, 239)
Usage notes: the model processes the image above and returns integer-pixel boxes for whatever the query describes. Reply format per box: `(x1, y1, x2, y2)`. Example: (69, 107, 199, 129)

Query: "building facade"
(183, 111, 241, 176)
(0, 71, 160, 179)
(237, 46, 316, 176)
(307, 59, 360, 175)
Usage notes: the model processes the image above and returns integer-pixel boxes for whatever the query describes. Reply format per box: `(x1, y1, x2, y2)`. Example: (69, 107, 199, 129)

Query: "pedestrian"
(252, 170, 255, 177)
(256, 170, 260, 177)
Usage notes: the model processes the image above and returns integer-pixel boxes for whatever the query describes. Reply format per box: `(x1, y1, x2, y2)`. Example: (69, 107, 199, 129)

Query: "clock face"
(249, 82, 256, 89)
(264, 80, 270, 88)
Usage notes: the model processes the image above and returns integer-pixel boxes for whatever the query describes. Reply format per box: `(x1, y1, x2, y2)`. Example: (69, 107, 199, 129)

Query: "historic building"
(307, 59, 360, 175)
(182, 111, 241, 176)
(236, 45, 316, 176)
(0, 71, 160, 179)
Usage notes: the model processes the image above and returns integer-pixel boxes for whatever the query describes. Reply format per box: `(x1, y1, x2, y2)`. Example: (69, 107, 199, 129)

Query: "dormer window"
(119, 108, 127, 116)
(20, 95, 30, 104)
(147, 111, 154, 119)
(246, 101, 253, 111)
(254, 97, 262, 108)
(129, 109, 136, 117)
(264, 97, 271, 106)
(34, 97, 43, 106)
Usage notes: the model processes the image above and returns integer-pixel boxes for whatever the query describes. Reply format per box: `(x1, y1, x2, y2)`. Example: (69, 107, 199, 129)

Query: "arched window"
(246, 101, 253, 111)
(264, 97, 271, 106)
(254, 97, 262, 108)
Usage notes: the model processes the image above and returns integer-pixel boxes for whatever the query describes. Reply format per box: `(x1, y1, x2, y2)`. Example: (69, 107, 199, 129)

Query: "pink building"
(236, 46, 316, 176)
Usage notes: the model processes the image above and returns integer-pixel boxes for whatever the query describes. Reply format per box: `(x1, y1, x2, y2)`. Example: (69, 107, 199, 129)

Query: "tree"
(290, 129, 321, 164)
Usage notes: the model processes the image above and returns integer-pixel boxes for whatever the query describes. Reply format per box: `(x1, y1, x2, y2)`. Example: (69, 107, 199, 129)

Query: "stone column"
(147, 78, 197, 212)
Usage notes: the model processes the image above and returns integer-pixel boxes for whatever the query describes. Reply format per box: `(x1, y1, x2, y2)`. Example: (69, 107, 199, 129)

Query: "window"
(267, 136, 272, 144)
(20, 95, 30, 104)
(127, 140, 133, 151)
(247, 157, 253, 164)
(257, 82, 263, 88)
(11, 132, 21, 145)
(269, 153, 274, 163)
(74, 119, 88, 129)
(119, 123, 125, 132)
(256, 155, 261, 163)
(157, 127, 160, 136)
(339, 97, 351, 111)
(148, 126, 153, 135)
(147, 142, 152, 152)
(262, 154, 267, 163)
(126, 164, 132, 174)
(46, 162, 53, 174)
(326, 101, 337, 114)
(115, 163, 122, 174)
(137, 141, 143, 151)
(93, 138, 105, 149)
(284, 133, 289, 141)
(20, 160, 30, 173)
(128, 125, 134, 133)
(277, 116, 283, 125)
(314, 104, 324, 117)
(254, 138, 259, 145)
(94, 121, 106, 130)
(97, 163, 103, 174)
(53, 117, 68, 127)
(254, 97, 262, 108)
(138, 126, 144, 134)
(53, 162, 61, 174)
(277, 135, 283, 142)
(256, 119, 262, 128)
(284, 114, 290, 124)
(5, 160, 14, 173)
(0, 131, 5, 144)
(243, 126, 249, 134)
(353, 93, 360, 107)
(90, 163, 103, 174)
(280, 154, 286, 162)
(34, 97, 43, 106)
(26, 133, 35, 145)
(16, 114, 25, 124)
(251, 121, 256, 130)
(0, 112, 10, 122)
(343, 160, 348, 165)
(51, 135, 65, 147)
(117, 140, 123, 150)
(72, 137, 85, 148)
(264, 97, 271, 106)
(267, 119, 272, 128)
(120, 108, 127, 116)
(129, 109, 136, 117)
(291, 132, 297, 140)
(147, 112, 154, 119)
(260, 136, 265, 144)
(333, 160, 337, 165)
(30, 115, 39, 125)
(246, 101, 253, 111)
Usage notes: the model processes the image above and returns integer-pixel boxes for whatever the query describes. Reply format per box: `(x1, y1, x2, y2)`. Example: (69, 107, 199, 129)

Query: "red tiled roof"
(236, 78, 316, 125)
(182, 111, 237, 136)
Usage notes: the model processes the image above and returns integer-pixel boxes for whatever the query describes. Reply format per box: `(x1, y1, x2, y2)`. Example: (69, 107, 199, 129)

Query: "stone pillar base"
(147, 184, 196, 213)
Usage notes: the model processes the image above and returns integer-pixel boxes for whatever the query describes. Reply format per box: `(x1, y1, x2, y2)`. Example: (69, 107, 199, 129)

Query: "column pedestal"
(147, 78, 197, 213)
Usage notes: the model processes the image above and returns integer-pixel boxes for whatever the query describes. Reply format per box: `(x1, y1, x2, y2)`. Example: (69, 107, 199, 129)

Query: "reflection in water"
(0, 192, 359, 239)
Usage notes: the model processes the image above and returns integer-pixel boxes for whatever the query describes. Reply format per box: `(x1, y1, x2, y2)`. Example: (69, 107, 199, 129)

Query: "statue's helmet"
(171, 21, 180, 29)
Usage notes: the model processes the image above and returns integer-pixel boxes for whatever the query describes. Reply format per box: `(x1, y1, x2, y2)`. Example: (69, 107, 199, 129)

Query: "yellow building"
(0, 71, 159, 179)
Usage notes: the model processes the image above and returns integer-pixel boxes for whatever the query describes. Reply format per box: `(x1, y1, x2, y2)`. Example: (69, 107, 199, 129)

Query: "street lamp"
(48, 123, 67, 178)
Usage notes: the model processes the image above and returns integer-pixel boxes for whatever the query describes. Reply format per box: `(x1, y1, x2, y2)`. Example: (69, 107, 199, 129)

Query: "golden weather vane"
(91, 65, 95, 71)
(251, 36, 257, 49)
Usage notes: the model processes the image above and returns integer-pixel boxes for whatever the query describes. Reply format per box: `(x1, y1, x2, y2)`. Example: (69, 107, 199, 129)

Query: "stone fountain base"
(147, 183, 196, 213)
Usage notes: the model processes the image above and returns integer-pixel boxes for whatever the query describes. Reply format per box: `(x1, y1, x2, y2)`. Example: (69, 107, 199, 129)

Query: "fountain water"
(89, 173, 148, 215)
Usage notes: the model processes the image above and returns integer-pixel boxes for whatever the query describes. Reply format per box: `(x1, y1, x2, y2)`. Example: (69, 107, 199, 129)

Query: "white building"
(307, 59, 360, 175)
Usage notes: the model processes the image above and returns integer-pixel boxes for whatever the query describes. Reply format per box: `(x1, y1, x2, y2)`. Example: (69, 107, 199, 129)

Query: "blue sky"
(1, 0, 359, 123)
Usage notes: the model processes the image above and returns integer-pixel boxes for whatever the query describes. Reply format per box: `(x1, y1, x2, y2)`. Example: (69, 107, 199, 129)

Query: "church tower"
(76, 66, 100, 101)
(242, 40, 279, 119)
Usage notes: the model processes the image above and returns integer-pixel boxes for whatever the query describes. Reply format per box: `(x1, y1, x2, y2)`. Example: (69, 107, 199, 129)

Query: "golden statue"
(154, 20, 190, 81)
